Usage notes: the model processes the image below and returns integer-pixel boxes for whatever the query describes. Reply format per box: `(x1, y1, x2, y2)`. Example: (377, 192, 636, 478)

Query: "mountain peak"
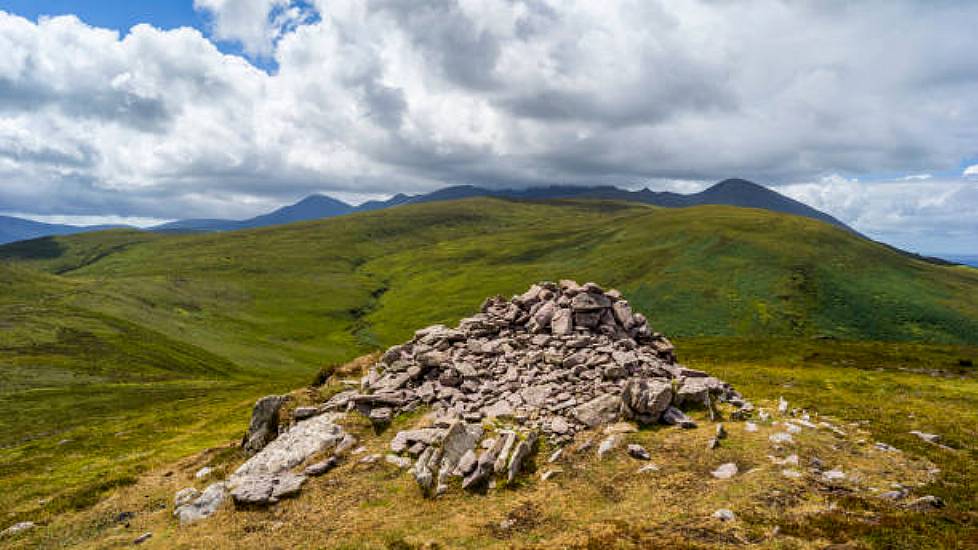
(706, 178, 768, 193)
(294, 194, 350, 207)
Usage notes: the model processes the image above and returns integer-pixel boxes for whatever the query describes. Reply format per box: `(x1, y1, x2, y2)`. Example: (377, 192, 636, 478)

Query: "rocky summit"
(170, 281, 753, 514)
(335, 281, 747, 439)
(313, 280, 751, 494)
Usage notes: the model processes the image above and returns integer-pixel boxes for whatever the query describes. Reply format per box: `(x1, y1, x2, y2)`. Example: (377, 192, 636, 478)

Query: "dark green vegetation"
(1, 198, 977, 545)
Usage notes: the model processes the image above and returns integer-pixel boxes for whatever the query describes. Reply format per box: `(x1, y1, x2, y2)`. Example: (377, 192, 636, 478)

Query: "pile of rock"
(314, 281, 749, 495)
(172, 281, 749, 513)
(329, 281, 747, 446)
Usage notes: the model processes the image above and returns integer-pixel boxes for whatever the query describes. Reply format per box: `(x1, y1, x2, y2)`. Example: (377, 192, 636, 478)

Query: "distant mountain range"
(0, 179, 966, 265)
(152, 178, 854, 234)
(0, 215, 122, 246)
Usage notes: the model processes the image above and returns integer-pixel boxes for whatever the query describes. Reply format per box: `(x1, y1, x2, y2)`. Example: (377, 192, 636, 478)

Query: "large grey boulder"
(661, 406, 697, 429)
(440, 421, 483, 473)
(230, 473, 306, 505)
(573, 393, 622, 428)
(174, 482, 227, 524)
(232, 413, 345, 481)
(493, 431, 518, 474)
(621, 379, 673, 423)
(242, 395, 287, 454)
(390, 428, 443, 454)
(675, 377, 725, 409)
(229, 413, 346, 506)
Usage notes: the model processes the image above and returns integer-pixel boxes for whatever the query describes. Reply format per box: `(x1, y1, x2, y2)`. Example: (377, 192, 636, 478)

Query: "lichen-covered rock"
(241, 395, 286, 454)
(174, 482, 227, 523)
(232, 413, 345, 481)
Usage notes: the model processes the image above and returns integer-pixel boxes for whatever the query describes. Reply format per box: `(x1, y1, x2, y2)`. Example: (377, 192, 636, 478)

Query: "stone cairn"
(317, 280, 751, 496)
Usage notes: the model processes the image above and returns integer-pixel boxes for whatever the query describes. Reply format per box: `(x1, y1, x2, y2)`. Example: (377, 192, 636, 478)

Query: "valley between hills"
(1, 198, 977, 548)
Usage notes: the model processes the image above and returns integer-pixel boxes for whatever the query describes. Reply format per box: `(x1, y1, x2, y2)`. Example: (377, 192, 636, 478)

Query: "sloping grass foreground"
(4, 338, 974, 549)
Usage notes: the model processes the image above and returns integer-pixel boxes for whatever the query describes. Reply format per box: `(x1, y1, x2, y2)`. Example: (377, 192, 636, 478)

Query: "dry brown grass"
(15, 396, 937, 550)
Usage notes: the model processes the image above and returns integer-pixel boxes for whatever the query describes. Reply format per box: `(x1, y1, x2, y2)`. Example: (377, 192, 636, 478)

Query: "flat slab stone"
(231, 413, 344, 481)
(230, 473, 306, 505)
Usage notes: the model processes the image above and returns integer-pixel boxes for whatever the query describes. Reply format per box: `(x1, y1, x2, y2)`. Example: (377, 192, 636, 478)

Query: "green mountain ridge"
(5, 198, 978, 353)
(1, 197, 977, 525)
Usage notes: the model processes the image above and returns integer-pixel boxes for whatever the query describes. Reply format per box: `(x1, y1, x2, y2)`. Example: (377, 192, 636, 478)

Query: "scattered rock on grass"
(597, 435, 621, 458)
(713, 509, 736, 522)
(303, 456, 338, 476)
(905, 495, 945, 511)
(1, 522, 35, 537)
(711, 463, 738, 480)
(385, 454, 413, 469)
(909, 431, 941, 445)
(822, 469, 846, 482)
(627, 444, 651, 460)
(778, 396, 789, 415)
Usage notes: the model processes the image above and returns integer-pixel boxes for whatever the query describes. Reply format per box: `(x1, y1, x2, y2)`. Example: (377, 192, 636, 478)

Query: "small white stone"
(637, 463, 660, 474)
(548, 448, 563, 463)
(194, 466, 213, 479)
(745, 422, 759, 432)
(822, 469, 846, 482)
(777, 396, 789, 415)
(597, 435, 621, 458)
(384, 454, 412, 469)
(711, 462, 738, 479)
(1, 522, 35, 537)
(713, 508, 736, 521)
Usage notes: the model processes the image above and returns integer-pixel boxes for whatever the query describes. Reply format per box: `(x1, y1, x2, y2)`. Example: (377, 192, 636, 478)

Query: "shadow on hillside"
(0, 236, 66, 260)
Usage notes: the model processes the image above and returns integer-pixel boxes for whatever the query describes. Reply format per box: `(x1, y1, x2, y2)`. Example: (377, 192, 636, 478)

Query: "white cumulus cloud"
(0, 1, 977, 252)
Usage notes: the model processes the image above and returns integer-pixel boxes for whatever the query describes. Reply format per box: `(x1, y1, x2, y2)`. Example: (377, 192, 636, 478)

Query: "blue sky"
(1, 1, 201, 33)
(0, 1, 975, 253)
(0, 0, 267, 65)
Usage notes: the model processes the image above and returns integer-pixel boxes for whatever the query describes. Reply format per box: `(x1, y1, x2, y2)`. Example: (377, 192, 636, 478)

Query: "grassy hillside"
(1, 198, 977, 533)
(5, 199, 978, 354)
(0, 263, 290, 526)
